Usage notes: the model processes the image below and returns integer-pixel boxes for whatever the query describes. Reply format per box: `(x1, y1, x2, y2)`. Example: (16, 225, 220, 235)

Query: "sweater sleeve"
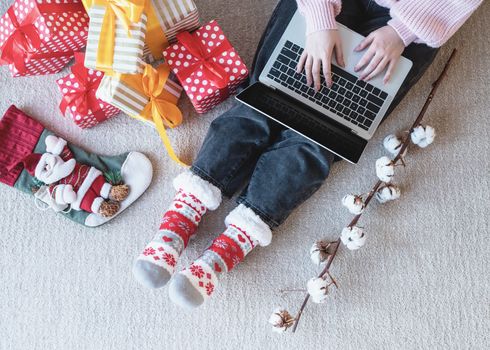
(296, 0, 342, 35)
(387, 0, 483, 47)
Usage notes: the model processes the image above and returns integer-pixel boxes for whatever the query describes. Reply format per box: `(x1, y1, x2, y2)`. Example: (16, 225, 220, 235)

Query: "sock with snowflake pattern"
(133, 171, 221, 288)
(168, 204, 272, 308)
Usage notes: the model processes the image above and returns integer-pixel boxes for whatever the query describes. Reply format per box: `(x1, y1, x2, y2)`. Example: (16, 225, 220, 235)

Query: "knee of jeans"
(297, 141, 335, 177)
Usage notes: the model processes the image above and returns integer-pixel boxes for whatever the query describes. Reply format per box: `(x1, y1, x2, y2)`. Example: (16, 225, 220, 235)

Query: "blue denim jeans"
(191, 0, 439, 229)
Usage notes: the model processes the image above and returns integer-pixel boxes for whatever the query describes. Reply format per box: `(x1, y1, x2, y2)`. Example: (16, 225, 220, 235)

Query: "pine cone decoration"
(99, 201, 120, 217)
(109, 184, 130, 202)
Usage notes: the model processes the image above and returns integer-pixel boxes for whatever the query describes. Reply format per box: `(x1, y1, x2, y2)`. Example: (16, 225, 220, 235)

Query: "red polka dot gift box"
(163, 20, 249, 114)
(0, 0, 89, 77)
(56, 53, 120, 129)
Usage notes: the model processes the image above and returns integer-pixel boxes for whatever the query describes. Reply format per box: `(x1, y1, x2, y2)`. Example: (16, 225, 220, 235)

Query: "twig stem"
(292, 239, 341, 332)
(280, 289, 307, 293)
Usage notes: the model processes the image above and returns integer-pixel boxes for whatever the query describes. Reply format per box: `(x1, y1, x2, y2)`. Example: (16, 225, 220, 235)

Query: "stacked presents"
(0, 0, 249, 165)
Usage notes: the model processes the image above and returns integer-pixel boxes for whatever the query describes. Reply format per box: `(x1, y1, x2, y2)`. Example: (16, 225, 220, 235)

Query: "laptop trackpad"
(236, 83, 367, 164)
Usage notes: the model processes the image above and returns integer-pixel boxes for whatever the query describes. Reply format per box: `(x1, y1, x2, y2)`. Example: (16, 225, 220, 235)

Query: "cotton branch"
(290, 49, 457, 333)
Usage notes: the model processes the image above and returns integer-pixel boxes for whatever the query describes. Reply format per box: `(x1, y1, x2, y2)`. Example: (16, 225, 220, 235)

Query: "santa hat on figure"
(21, 152, 76, 185)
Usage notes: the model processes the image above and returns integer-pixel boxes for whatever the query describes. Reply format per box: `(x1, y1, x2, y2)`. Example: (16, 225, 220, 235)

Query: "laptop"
(236, 10, 413, 164)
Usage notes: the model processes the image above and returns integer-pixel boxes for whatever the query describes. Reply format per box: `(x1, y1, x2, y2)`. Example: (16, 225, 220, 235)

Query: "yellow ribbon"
(144, 2, 168, 59)
(140, 64, 188, 167)
(85, 0, 146, 71)
(83, 0, 169, 67)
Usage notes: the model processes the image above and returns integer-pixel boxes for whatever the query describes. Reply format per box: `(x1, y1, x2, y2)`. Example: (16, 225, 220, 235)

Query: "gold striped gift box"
(85, 5, 148, 74)
(95, 66, 182, 128)
(145, 0, 200, 60)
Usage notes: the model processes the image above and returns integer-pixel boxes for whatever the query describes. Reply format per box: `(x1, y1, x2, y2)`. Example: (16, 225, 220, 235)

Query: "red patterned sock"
(169, 204, 272, 308)
(133, 171, 222, 289)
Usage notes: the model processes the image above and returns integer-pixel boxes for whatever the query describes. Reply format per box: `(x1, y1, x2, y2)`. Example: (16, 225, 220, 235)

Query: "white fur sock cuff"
(100, 183, 111, 199)
(225, 204, 272, 247)
(173, 171, 222, 211)
(91, 197, 104, 213)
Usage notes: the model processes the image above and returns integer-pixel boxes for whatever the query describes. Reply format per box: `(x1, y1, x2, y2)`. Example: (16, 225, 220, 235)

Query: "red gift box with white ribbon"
(163, 20, 249, 114)
(56, 53, 120, 129)
(0, 0, 88, 77)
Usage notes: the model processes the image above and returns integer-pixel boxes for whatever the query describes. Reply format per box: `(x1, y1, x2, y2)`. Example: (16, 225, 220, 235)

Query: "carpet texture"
(0, 1, 489, 349)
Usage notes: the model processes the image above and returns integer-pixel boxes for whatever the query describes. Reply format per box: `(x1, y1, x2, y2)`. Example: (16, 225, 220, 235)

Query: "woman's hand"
(354, 25, 404, 84)
(296, 30, 345, 91)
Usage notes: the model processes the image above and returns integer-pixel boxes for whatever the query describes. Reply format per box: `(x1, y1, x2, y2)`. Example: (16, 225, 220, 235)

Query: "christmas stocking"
(168, 204, 272, 308)
(132, 171, 222, 289)
(0, 105, 153, 227)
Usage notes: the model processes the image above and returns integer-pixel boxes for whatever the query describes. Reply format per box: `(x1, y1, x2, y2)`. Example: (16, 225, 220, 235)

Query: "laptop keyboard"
(267, 40, 389, 131)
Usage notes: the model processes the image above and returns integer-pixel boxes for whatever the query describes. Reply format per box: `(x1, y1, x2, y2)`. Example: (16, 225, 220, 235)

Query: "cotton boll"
(309, 240, 334, 265)
(417, 125, 435, 147)
(410, 125, 425, 144)
(268, 308, 295, 333)
(311, 293, 329, 304)
(376, 185, 401, 203)
(383, 134, 401, 154)
(307, 277, 328, 300)
(341, 226, 366, 250)
(341, 194, 365, 215)
(383, 134, 407, 157)
(411, 125, 436, 148)
(375, 156, 395, 183)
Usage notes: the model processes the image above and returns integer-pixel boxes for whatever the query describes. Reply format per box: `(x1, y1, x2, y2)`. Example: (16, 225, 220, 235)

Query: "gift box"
(83, 0, 148, 74)
(56, 53, 120, 129)
(144, 0, 200, 61)
(96, 63, 187, 166)
(0, 0, 89, 77)
(163, 20, 249, 114)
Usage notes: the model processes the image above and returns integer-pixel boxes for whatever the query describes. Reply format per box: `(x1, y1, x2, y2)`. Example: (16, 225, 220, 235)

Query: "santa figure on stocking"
(15, 135, 130, 217)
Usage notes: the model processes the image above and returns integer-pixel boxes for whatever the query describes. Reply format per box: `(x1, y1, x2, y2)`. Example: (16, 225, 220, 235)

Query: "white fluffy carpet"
(0, 1, 489, 349)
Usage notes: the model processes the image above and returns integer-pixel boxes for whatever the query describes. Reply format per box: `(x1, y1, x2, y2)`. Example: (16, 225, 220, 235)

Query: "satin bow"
(140, 64, 187, 167)
(0, 7, 43, 73)
(59, 53, 106, 121)
(1, 3, 82, 74)
(95, 0, 146, 71)
(106, 0, 145, 35)
(176, 31, 233, 92)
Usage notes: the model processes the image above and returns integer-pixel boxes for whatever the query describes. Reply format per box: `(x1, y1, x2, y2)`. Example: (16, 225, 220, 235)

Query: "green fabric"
(14, 129, 129, 226)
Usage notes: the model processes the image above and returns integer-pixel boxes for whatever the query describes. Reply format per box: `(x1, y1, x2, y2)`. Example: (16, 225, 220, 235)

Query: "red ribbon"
(0, 3, 83, 73)
(59, 53, 106, 122)
(176, 31, 233, 97)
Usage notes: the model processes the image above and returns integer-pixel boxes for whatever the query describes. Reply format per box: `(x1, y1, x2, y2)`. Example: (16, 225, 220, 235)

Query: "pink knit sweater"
(296, 0, 482, 47)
